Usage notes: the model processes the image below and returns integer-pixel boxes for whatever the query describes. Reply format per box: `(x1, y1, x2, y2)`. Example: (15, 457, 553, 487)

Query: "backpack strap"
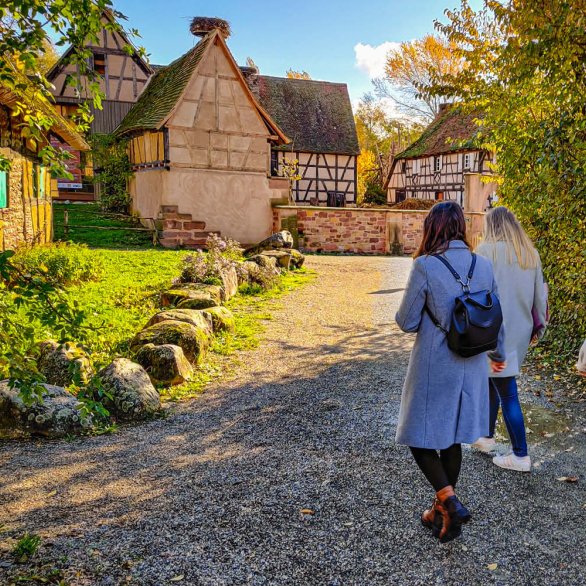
(433, 252, 477, 293)
(424, 304, 448, 334)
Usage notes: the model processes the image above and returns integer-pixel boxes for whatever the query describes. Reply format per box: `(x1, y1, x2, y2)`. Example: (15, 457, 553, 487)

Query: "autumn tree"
(286, 68, 312, 79)
(374, 34, 463, 122)
(427, 0, 586, 359)
(355, 93, 423, 204)
(0, 1, 144, 172)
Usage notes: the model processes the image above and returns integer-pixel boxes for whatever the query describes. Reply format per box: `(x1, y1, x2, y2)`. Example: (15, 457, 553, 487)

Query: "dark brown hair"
(414, 201, 470, 257)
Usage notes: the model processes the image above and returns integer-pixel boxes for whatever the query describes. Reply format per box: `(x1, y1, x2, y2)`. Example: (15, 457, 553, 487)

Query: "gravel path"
(1, 255, 585, 586)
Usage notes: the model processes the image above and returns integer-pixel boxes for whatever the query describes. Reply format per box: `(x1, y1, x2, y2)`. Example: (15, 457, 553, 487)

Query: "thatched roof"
(395, 105, 482, 160)
(254, 76, 360, 155)
(0, 61, 89, 151)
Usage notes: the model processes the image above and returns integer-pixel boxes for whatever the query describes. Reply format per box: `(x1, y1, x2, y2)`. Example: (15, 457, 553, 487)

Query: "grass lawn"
(62, 248, 315, 400)
(53, 203, 155, 248)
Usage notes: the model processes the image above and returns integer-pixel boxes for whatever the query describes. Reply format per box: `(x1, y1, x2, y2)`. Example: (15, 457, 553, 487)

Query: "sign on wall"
(50, 137, 83, 189)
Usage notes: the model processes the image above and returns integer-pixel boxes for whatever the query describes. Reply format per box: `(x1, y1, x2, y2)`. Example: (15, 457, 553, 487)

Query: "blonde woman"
(473, 207, 548, 472)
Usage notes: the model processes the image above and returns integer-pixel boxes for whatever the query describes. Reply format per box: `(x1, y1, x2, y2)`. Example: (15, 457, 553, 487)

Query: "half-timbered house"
(387, 105, 495, 208)
(242, 72, 359, 206)
(46, 10, 153, 199)
(0, 66, 89, 250)
(114, 20, 289, 246)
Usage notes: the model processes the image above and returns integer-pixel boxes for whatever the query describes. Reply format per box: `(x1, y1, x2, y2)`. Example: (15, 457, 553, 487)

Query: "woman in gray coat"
(473, 207, 548, 472)
(395, 201, 506, 543)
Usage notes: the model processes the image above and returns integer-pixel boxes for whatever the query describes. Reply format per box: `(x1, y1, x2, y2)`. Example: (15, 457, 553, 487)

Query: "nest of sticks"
(190, 17, 231, 39)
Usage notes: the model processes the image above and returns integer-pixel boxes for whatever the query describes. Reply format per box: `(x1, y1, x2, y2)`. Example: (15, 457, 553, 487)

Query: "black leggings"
(409, 444, 462, 492)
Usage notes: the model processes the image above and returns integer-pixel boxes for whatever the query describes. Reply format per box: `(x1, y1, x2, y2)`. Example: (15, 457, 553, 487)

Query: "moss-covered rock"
(135, 344, 193, 386)
(131, 320, 210, 364)
(244, 231, 294, 256)
(247, 254, 278, 269)
(219, 265, 238, 301)
(147, 309, 212, 334)
(202, 306, 236, 333)
(0, 381, 93, 439)
(37, 340, 93, 387)
(160, 283, 222, 309)
(289, 249, 305, 269)
(98, 358, 161, 421)
(260, 250, 292, 269)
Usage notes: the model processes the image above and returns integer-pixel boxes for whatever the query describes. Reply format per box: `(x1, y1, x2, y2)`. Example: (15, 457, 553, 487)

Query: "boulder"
(160, 283, 222, 309)
(135, 344, 193, 386)
(219, 265, 238, 301)
(0, 381, 93, 439)
(131, 320, 210, 364)
(260, 250, 292, 269)
(202, 306, 236, 333)
(247, 254, 278, 270)
(147, 309, 212, 334)
(244, 231, 294, 256)
(237, 261, 261, 285)
(98, 358, 161, 421)
(37, 340, 93, 387)
(289, 249, 306, 269)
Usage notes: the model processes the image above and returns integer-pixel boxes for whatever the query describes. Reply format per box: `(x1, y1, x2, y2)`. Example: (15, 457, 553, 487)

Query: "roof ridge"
(258, 74, 349, 87)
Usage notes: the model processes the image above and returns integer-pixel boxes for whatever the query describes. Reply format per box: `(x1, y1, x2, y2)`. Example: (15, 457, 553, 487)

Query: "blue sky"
(114, 0, 484, 105)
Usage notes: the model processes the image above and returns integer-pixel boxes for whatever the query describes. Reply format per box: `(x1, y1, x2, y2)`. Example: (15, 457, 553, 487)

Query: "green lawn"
(61, 248, 314, 400)
(53, 203, 155, 248)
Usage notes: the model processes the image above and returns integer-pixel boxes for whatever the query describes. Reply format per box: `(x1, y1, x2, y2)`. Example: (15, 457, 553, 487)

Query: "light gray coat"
(476, 241, 547, 378)
(395, 241, 505, 449)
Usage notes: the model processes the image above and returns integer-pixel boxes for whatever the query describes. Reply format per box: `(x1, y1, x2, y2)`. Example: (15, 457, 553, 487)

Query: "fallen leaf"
(487, 563, 498, 571)
(170, 576, 184, 582)
(47, 490, 57, 497)
(542, 432, 554, 438)
(534, 375, 542, 380)
(557, 476, 579, 483)
(300, 508, 315, 515)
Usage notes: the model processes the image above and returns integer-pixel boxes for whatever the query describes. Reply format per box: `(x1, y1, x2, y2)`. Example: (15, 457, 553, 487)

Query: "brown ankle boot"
(434, 485, 471, 543)
(421, 498, 440, 529)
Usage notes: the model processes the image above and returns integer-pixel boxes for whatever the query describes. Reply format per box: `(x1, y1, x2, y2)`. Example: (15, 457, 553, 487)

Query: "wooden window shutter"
(0, 171, 7, 208)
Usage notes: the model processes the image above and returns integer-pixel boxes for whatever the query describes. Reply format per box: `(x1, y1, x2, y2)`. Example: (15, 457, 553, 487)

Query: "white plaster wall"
(130, 170, 164, 221)
(162, 168, 274, 245)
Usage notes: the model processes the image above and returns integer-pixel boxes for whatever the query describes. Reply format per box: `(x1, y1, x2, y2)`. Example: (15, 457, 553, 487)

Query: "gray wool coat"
(395, 240, 506, 450)
(476, 241, 547, 378)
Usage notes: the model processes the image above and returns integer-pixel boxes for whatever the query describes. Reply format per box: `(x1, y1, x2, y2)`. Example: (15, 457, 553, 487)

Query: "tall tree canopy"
(0, 1, 143, 172)
(427, 0, 586, 358)
(374, 34, 463, 122)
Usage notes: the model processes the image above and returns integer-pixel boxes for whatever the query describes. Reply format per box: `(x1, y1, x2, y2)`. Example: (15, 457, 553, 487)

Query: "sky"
(113, 0, 484, 107)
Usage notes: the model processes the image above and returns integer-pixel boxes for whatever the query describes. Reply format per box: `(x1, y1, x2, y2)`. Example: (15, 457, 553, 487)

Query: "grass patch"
(53, 203, 154, 249)
(160, 268, 316, 401)
(12, 533, 41, 563)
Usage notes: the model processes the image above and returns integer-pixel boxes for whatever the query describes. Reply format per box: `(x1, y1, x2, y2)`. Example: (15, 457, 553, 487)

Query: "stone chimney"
(190, 17, 231, 40)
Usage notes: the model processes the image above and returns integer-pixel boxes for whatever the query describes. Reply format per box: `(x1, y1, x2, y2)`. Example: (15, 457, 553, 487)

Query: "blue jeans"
(488, 376, 528, 457)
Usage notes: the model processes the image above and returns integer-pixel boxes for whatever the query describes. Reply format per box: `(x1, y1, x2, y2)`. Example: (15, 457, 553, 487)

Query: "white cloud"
(353, 41, 401, 80)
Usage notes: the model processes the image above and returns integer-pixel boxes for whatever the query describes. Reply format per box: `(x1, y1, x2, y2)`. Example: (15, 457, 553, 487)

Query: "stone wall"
(0, 147, 54, 251)
(273, 206, 485, 255)
(156, 205, 217, 249)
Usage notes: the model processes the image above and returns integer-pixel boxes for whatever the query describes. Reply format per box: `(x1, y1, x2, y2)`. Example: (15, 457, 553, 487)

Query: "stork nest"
(190, 17, 231, 39)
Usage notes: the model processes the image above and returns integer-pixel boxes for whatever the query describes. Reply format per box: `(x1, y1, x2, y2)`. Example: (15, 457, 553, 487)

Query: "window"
(435, 191, 444, 201)
(270, 151, 279, 176)
(401, 160, 406, 173)
(93, 52, 106, 75)
(0, 170, 7, 208)
(463, 153, 471, 170)
(434, 156, 442, 172)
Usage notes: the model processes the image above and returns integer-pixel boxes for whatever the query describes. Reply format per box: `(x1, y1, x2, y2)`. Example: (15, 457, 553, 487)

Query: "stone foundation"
(156, 205, 218, 248)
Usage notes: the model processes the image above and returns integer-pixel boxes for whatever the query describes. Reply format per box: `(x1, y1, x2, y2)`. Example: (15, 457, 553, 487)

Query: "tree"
(354, 93, 424, 203)
(286, 68, 311, 79)
(36, 38, 60, 73)
(427, 0, 586, 360)
(374, 34, 463, 122)
(0, 1, 144, 173)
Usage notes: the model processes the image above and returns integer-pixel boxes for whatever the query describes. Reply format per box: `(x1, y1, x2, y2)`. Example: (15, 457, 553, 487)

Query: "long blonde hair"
(479, 207, 539, 269)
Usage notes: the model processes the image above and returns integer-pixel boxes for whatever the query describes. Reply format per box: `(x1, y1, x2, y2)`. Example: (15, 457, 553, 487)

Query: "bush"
(391, 198, 436, 210)
(177, 234, 243, 286)
(362, 182, 387, 206)
(13, 243, 103, 286)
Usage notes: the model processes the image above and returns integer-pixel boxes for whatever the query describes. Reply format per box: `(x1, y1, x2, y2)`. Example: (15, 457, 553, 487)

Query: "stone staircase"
(156, 205, 219, 249)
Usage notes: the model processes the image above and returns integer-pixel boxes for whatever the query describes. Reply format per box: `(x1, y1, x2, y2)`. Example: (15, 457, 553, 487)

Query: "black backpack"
(425, 253, 503, 358)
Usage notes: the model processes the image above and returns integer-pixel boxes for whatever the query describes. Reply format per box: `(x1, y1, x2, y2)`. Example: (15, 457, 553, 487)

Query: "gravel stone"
(0, 256, 584, 586)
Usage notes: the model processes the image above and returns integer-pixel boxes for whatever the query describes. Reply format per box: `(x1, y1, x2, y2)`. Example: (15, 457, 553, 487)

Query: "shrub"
(13, 243, 103, 286)
(177, 234, 243, 286)
(362, 182, 387, 206)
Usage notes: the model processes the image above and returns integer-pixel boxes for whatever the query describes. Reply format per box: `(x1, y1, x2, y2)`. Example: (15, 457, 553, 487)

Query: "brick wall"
(156, 205, 218, 248)
(273, 206, 484, 255)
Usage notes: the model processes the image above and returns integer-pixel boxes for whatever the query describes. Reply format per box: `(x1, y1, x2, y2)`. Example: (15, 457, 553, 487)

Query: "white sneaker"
(493, 453, 531, 472)
(472, 437, 497, 454)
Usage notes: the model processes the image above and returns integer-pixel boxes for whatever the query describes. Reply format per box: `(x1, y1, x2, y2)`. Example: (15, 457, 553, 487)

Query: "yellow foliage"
(356, 149, 378, 202)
